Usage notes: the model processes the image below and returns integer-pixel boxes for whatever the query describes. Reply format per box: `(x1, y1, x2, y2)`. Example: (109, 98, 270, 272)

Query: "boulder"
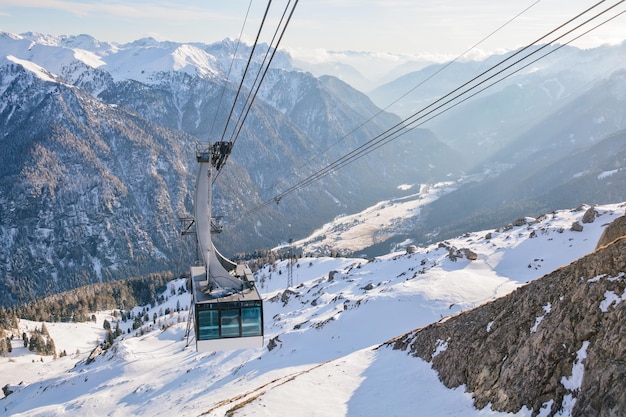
(463, 249, 478, 261)
(582, 207, 598, 224)
(570, 221, 584, 232)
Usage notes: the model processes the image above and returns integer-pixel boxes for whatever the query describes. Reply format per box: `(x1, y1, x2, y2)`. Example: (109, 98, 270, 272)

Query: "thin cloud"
(1, 0, 236, 22)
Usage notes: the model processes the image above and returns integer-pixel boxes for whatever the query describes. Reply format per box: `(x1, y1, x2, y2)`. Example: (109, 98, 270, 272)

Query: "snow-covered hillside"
(1, 202, 623, 416)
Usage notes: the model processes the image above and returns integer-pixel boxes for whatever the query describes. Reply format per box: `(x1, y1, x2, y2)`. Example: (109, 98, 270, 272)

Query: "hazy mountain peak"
(120, 36, 164, 48)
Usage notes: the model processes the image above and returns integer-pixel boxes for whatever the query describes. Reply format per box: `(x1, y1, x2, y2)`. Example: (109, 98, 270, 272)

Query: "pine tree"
(114, 321, 122, 338)
(45, 338, 56, 356)
(105, 330, 114, 347)
(29, 333, 42, 352)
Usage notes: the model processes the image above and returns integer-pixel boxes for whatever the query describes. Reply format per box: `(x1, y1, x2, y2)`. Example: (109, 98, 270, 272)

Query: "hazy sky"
(1, 0, 625, 60)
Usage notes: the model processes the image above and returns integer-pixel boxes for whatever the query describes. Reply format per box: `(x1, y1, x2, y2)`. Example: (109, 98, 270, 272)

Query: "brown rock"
(582, 207, 598, 224)
(596, 214, 626, 249)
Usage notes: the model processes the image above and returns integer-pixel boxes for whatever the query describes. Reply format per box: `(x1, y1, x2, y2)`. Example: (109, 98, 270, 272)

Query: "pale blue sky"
(1, 0, 625, 57)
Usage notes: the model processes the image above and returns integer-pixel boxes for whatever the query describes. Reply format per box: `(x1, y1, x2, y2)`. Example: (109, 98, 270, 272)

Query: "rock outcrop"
(389, 221, 626, 416)
(597, 214, 626, 249)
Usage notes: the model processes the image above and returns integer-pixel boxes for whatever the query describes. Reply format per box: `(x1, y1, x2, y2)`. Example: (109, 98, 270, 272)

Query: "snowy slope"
(0, 202, 623, 416)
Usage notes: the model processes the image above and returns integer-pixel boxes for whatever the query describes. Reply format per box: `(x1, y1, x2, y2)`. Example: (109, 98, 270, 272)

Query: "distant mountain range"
(0, 31, 625, 305)
(366, 43, 626, 251)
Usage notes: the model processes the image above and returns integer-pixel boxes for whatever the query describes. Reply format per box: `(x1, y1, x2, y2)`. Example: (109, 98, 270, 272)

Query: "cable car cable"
(238, 0, 624, 218)
(219, 0, 273, 146)
(265, 0, 619, 200)
(227, 0, 296, 147)
(255, 0, 612, 207)
(208, 0, 254, 141)
(213, 0, 300, 184)
(288, 0, 544, 186)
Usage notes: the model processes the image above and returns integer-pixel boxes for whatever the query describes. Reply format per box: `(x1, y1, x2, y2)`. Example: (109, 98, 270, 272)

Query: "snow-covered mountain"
(1, 30, 625, 308)
(370, 43, 626, 122)
(0, 31, 463, 305)
(0, 202, 624, 416)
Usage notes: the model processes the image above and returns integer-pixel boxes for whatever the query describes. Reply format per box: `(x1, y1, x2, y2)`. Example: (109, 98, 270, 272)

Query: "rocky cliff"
(597, 214, 626, 249)
(389, 216, 626, 417)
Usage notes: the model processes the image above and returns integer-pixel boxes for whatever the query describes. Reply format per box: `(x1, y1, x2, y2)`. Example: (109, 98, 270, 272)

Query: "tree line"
(1, 272, 173, 324)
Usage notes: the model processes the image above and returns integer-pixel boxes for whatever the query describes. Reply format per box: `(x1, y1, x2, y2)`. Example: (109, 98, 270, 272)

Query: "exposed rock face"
(86, 345, 103, 365)
(2, 382, 25, 397)
(389, 235, 626, 416)
(597, 214, 626, 249)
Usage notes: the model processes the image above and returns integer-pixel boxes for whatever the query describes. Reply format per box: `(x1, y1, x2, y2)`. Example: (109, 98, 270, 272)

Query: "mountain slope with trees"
(1, 32, 625, 305)
(0, 33, 463, 305)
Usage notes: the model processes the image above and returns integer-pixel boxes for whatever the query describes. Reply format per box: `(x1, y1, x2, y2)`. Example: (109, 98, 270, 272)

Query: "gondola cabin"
(191, 264, 263, 351)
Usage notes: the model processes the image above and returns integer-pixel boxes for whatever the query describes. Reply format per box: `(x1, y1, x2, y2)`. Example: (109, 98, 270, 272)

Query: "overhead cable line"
(219, 0, 273, 146)
(274, 0, 623, 198)
(240, 0, 625, 217)
(227, 0, 296, 146)
(207, 0, 254, 141)
(296, 0, 626, 183)
(214, 0, 300, 184)
(287, 0, 543, 185)
(391, 4, 626, 142)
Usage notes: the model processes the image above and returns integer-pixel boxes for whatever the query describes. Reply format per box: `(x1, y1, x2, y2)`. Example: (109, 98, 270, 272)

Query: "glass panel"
(221, 309, 241, 338)
(241, 307, 262, 337)
(197, 310, 219, 340)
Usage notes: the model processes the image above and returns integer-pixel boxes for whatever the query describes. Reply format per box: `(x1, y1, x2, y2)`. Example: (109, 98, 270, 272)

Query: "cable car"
(188, 142, 263, 351)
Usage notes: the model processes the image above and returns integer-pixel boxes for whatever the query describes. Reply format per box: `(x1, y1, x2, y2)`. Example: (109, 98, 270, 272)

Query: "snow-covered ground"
(0, 202, 623, 416)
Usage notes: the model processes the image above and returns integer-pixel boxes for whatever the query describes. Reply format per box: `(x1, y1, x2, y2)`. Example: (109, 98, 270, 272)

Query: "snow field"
(0, 202, 623, 416)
